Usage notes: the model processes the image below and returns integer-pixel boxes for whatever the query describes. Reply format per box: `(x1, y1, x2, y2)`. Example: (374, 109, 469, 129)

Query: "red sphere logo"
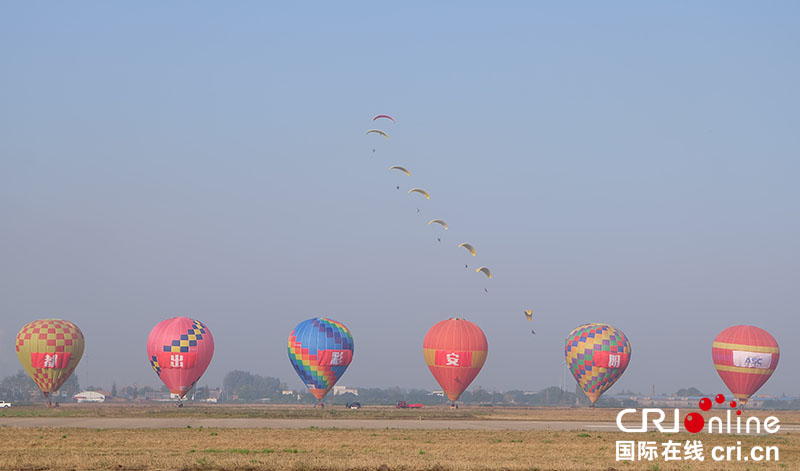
(684, 393, 742, 433)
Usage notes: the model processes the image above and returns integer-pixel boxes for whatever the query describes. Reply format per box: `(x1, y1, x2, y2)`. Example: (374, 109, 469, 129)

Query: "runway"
(3, 417, 800, 432)
(0, 417, 615, 430)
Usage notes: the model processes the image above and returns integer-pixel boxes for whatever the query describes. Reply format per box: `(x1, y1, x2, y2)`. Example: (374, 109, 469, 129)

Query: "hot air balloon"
(423, 318, 488, 404)
(712, 325, 779, 406)
(147, 317, 214, 402)
(16, 319, 84, 404)
(565, 323, 631, 406)
(288, 317, 354, 402)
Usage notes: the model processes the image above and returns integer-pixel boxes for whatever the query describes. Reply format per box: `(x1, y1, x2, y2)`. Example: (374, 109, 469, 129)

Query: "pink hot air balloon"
(147, 317, 214, 399)
(712, 325, 779, 406)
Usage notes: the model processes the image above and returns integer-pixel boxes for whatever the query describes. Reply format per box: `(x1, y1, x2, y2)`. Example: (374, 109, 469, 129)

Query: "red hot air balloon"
(712, 325, 779, 406)
(147, 317, 214, 399)
(423, 318, 488, 403)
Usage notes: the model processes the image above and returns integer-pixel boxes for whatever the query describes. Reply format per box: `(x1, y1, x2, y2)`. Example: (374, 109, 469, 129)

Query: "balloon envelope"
(565, 323, 631, 404)
(423, 318, 488, 402)
(16, 319, 85, 397)
(712, 325, 779, 405)
(147, 317, 214, 398)
(288, 317, 354, 400)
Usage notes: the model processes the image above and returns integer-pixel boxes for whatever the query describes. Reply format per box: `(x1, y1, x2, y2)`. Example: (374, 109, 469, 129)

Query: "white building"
(74, 391, 105, 403)
(332, 385, 359, 396)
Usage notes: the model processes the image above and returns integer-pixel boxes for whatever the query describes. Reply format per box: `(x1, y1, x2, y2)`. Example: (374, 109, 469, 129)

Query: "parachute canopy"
(458, 243, 476, 256)
(428, 219, 448, 230)
(389, 166, 410, 176)
(524, 309, 533, 321)
(373, 114, 395, 123)
(16, 319, 85, 398)
(565, 323, 631, 404)
(423, 318, 488, 402)
(712, 325, 779, 406)
(366, 129, 390, 141)
(147, 317, 215, 398)
(476, 267, 492, 279)
(289, 317, 354, 401)
(408, 188, 431, 200)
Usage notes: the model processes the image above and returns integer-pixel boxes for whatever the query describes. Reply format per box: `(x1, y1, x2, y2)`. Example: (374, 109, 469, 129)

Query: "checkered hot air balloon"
(712, 325, 779, 406)
(15, 319, 85, 399)
(288, 318, 354, 401)
(565, 323, 631, 405)
(147, 317, 214, 398)
(423, 318, 488, 402)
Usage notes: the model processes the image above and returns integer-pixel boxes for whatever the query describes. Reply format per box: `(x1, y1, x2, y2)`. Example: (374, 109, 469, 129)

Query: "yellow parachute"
(389, 166, 410, 176)
(458, 243, 476, 256)
(366, 129, 390, 141)
(428, 219, 448, 230)
(524, 309, 533, 321)
(476, 267, 492, 279)
(408, 188, 430, 200)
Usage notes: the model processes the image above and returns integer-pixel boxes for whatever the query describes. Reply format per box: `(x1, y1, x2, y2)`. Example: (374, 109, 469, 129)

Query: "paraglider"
(524, 309, 533, 321)
(428, 219, 448, 230)
(15, 319, 85, 405)
(408, 188, 430, 200)
(476, 267, 492, 279)
(458, 243, 476, 256)
(565, 323, 631, 406)
(366, 129, 390, 141)
(288, 317, 354, 402)
(423, 318, 488, 404)
(373, 114, 395, 123)
(389, 165, 410, 176)
(147, 317, 215, 404)
(712, 325, 779, 406)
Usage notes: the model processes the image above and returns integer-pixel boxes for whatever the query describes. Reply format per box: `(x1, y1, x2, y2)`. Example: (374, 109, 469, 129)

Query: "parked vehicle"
(396, 400, 423, 409)
(345, 402, 361, 409)
(0, 401, 11, 408)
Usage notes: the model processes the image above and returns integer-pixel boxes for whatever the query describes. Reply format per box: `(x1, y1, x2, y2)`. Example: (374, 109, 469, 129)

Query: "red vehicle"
(396, 401, 423, 409)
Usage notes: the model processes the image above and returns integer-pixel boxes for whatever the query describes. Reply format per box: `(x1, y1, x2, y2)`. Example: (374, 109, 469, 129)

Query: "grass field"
(1, 405, 798, 470)
(0, 426, 796, 470)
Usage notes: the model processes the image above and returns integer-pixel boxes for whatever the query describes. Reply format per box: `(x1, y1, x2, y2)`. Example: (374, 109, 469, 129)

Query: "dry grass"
(0, 426, 796, 470)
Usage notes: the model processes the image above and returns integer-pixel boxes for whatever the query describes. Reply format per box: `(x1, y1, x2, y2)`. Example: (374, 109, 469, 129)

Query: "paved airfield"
(3, 417, 800, 432)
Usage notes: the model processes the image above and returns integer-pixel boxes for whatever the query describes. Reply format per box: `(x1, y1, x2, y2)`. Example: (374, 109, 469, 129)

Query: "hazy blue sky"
(1, 2, 798, 397)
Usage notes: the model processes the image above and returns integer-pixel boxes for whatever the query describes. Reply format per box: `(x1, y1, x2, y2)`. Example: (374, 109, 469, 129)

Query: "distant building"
(144, 392, 172, 402)
(74, 391, 105, 403)
(332, 385, 358, 396)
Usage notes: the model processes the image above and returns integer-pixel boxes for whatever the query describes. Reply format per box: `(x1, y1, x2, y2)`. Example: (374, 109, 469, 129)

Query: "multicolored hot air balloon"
(565, 323, 631, 405)
(423, 318, 488, 403)
(15, 319, 85, 401)
(712, 325, 779, 406)
(288, 317, 354, 401)
(147, 317, 214, 399)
